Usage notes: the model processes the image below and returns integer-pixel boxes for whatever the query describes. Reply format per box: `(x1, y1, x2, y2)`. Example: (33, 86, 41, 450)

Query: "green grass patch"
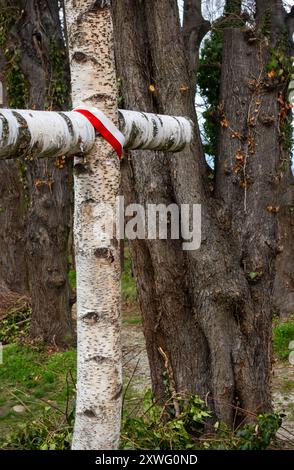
(122, 315, 141, 326)
(0, 344, 76, 448)
(68, 269, 76, 290)
(121, 243, 137, 302)
(0, 344, 76, 400)
(273, 315, 294, 361)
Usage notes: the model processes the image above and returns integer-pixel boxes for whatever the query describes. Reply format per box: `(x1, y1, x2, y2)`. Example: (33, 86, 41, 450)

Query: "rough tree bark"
(0, 155, 28, 294)
(65, 0, 122, 449)
(0, 0, 73, 345)
(271, 2, 294, 318)
(113, 0, 210, 408)
(112, 0, 293, 425)
(183, 0, 210, 79)
(273, 173, 294, 318)
(0, 2, 28, 294)
(24, 0, 73, 346)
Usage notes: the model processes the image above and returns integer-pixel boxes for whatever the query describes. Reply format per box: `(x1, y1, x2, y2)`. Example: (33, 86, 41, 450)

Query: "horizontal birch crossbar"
(0, 108, 193, 160)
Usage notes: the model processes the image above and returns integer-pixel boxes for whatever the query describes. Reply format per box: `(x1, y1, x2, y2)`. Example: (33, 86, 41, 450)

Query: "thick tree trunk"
(183, 0, 210, 79)
(113, 0, 210, 405)
(0, 3, 28, 294)
(0, 0, 73, 345)
(0, 159, 28, 294)
(65, 0, 122, 450)
(215, 27, 282, 418)
(112, 0, 290, 425)
(273, 168, 294, 318)
(113, 0, 239, 423)
(256, 2, 294, 319)
(24, 1, 73, 346)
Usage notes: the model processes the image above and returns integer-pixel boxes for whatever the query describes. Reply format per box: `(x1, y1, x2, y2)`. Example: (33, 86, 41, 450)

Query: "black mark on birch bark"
(72, 51, 87, 63)
(81, 311, 101, 322)
(94, 247, 114, 263)
(86, 355, 111, 364)
(83, 409, 97, 418)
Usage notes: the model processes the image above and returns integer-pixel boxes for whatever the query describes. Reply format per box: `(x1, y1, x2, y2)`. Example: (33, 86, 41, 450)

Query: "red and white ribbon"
(73, 106, 125, 159)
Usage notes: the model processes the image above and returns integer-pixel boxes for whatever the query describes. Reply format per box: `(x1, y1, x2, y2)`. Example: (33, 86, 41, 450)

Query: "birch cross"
(0, 1, 193, 450)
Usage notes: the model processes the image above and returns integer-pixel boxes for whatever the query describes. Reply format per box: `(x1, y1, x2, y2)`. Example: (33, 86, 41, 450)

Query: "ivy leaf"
(249, 272, 258, 280)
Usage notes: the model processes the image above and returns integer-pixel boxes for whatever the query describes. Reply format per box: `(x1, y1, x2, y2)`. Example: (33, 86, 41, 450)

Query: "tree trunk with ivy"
(112, 0, 293, 425)
(217, 1, 294, 329)
(0, 3, 28, 294)
(197, 2, 294, 319)
(273, 174, 294, 318)
(0, 0, 73, 346)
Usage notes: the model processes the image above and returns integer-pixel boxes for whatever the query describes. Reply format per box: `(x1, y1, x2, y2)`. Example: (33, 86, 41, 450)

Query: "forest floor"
(122, 305, 294, 447)
(0, 246, 293, 449)
(0, 300, 293, 449)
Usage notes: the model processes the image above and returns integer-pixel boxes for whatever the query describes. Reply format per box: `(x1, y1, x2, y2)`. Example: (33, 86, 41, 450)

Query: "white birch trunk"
(64, 0, 122, 450)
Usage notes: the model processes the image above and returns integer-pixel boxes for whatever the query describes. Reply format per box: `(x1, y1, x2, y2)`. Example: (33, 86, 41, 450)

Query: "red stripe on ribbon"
(74, 108, 123, 159)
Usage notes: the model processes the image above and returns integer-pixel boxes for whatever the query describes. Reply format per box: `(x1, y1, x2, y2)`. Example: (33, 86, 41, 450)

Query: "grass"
(68, 269, 76, 290)
(0, 344, 76, 398)
(281, 378, 294, 394)
(1, 245, 292, 449)
(0, 242, 140, 448)
(121, 243, 137, 302)
(122, 315, 141, 326)
(273, 315, 294, 361)
(0, 344, 76, 447)
(121, 242, 141, 325)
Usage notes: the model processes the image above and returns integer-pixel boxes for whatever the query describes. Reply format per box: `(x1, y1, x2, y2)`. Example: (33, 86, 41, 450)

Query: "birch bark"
(0, 108, 193, 158)
(64, 0, 122, 450)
